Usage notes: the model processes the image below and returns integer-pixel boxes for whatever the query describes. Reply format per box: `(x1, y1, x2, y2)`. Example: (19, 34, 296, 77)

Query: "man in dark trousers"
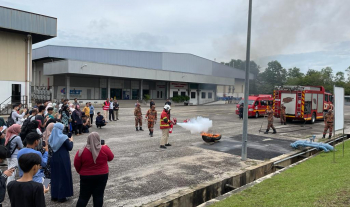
(109, 98, 114, 121)
(264, 106, 276, 134)
(150, 99, 155, 109)
(239, 103, 244, 119)
(113, 99, 119, 121)
(165, 99, 171, 106)
(323, 109, 334, 139)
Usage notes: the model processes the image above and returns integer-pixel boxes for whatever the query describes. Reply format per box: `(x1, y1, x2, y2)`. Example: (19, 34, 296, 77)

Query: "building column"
(66, 75, 70, 100)
(107, 77, 111, 99)
(140, 79, 143, 100)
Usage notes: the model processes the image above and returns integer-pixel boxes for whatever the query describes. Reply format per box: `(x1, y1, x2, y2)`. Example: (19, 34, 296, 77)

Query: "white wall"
(0, 81, 26, 104)
(189, 89, 215, 105)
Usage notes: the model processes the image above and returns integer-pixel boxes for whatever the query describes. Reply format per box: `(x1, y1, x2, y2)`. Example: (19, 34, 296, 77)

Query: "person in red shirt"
(102, 98, 110, 122)
(74, 132, 114, 207)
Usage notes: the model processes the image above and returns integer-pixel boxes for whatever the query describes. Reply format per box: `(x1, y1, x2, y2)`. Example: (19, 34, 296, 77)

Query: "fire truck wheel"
(255, 112, 259, 118)
(311, 113, 316, 124)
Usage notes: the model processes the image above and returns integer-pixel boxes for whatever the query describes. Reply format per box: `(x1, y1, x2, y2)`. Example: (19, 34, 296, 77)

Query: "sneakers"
(160, 145, 167, 149)
(165, 143, 172, 146)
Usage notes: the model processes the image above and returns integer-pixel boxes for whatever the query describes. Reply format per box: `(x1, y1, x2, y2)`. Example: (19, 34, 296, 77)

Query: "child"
(7, 153, 49, 207)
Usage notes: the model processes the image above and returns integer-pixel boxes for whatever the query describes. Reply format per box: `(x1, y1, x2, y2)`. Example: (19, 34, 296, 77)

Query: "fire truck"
(236, 95, 273, 118)
(273, 86, 333, 124)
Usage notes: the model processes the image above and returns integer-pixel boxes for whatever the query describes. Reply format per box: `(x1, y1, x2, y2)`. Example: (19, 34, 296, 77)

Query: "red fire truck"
(236, 95, 273, 118)
(273, 86, 333, 123)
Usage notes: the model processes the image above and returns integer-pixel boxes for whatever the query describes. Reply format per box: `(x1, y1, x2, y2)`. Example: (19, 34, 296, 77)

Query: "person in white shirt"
(109, 98, 114, 121)
(11, 104, 27, 125)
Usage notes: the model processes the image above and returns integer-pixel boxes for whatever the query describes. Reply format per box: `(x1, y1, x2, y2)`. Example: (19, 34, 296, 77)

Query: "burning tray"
(201, 133, 222, 143)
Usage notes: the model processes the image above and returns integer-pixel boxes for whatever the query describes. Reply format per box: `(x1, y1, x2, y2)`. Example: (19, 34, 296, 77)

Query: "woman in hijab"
(74, 132, 114, 207)
(5, 124, 23, 184)
(42, 123, 54, 178)
(72, 105, 83, 136)
(49, 123, 74, 202)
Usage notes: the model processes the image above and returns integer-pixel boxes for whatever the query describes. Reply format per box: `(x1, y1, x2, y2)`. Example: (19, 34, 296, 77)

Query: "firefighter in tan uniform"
(323, 109, 334, 139)
(280, 104, 286, 125)
(264, 106, 277, 134)
(134, 103, 144, 131)
(145, 105, 157, 137)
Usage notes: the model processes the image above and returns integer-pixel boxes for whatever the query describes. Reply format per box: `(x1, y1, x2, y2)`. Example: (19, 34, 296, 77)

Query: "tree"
(287, 67, 304, 79)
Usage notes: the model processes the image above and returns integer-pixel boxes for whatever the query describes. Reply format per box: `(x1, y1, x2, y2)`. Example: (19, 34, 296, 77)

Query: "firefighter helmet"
(164, 104, 171, 111)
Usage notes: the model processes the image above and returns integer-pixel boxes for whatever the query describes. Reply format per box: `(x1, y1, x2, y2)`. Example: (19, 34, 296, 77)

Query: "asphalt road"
(3, 104, 349, 207)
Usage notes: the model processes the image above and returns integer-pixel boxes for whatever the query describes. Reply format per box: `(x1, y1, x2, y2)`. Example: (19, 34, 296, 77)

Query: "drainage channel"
(143, 135, 349, 207)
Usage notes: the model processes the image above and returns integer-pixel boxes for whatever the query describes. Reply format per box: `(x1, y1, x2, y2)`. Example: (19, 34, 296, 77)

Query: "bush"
(171, 96, 190, 103)
(144, 94, 150, 102)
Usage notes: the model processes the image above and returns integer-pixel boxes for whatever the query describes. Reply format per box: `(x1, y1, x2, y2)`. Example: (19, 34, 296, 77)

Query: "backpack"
(5, 136, 18, 158)
(7, 112, 15, 127)
(21, 116, 33, 131)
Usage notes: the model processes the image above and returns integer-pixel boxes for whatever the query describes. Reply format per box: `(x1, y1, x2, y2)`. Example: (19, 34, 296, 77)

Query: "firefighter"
(134, 103, 144, 131)
(160, 105, 172, 149)
(280, 104, 286, 125)
(145, 105, 157, 137)
(323, 109, 334, 139)
(264, 106, 276, 134)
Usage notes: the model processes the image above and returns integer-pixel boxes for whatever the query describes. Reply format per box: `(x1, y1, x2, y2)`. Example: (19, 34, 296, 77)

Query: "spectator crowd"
(0, 98, 115, 207)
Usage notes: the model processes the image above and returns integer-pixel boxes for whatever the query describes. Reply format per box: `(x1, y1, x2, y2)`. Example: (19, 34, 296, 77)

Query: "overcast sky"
(1, 0, 349, 74)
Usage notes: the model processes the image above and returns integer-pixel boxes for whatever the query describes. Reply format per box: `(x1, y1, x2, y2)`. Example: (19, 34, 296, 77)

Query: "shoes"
(272, 129, 277, 134)
(160, 145, 167, 149)
(117, 118, 119, 120)
(139, 127, 144, 131)
(136, 127, 139, 131)
(328, 135, 332, 139)
(58, 198, 67, 203)
(284, 123, 286, 125)
(322, 135, 325, 139)
(51, 198, 58, 202)
(264, 130, 269, 134)
(165, 143, 172, 146)
(151, 132, 153, 137)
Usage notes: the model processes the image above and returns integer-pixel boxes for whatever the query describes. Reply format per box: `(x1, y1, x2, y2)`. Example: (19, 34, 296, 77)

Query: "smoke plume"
(177, 116, 213, 134)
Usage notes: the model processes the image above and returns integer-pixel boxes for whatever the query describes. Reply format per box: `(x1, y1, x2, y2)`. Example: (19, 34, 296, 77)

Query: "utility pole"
(241, 0, 253, 161)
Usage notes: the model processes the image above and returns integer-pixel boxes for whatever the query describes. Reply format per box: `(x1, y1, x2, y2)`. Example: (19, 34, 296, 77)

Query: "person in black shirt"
(150, 99, 155, 109)
(165, 99, 171, 106)
(7, 153, 49, 207)
(36, 105, 46, 131)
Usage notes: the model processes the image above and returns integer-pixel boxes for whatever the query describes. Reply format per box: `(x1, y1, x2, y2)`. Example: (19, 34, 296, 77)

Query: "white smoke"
(177, 116, 212, 134)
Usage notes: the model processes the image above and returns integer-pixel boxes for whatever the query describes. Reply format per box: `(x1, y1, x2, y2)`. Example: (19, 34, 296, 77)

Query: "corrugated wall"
(0, 6, 57, 37)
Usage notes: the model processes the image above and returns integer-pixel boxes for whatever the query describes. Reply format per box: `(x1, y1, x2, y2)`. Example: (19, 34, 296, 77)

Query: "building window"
(208, 92, 212, 99)
(181, 91, 186, 96)
(173, 91, 178, 97)
(201, 92, 206, 99)
(191, 92, 196, 99)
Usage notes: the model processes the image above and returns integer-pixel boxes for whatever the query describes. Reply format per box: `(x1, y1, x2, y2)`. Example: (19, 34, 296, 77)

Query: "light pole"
(241, 0, 253, 161)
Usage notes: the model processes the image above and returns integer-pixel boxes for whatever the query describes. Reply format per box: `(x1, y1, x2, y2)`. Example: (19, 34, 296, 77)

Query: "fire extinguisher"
(169, 118, 177, 134)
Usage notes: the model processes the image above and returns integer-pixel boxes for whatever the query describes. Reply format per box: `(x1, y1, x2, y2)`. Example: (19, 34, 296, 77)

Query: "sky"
(1, 0, 349, 75)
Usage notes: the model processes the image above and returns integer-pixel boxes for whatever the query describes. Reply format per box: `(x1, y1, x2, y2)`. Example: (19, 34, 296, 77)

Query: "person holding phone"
(0, 146, 15, 207)
(49, 123, 73, 203)
(17, 132, 48, 184)
(7, 153, 48, 207)
(74, 132, 114, 207)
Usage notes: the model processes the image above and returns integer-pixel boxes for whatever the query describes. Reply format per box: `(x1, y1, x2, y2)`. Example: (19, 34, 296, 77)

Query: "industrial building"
(0, 6, 57, 107)
(32, 45, 254, 105)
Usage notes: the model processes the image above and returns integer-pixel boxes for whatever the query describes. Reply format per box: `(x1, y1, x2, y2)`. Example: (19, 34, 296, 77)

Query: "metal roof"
(0, 6, 57, 43)
(33, 45, 254, 80)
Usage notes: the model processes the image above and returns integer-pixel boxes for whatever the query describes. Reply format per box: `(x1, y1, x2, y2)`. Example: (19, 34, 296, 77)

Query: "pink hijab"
(78, 132, 102, 163)
(5, 124, 21, 145)
(42, 123, 54, 143)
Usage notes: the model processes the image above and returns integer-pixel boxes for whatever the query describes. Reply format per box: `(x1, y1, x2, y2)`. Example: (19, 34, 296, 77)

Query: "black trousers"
(74, 124, 83, 135)
(90, 114, 94, 124)
(76, 174, 108, 207)
(109, 109, 114, 121)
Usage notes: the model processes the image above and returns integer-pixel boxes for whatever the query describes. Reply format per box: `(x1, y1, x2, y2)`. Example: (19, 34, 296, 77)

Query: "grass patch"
(211, 141, 350, 207)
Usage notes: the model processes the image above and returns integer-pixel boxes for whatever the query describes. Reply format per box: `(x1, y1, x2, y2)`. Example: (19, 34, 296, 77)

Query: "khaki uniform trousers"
(160, 128, 170, 145)
(114, 110, 119, 119)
